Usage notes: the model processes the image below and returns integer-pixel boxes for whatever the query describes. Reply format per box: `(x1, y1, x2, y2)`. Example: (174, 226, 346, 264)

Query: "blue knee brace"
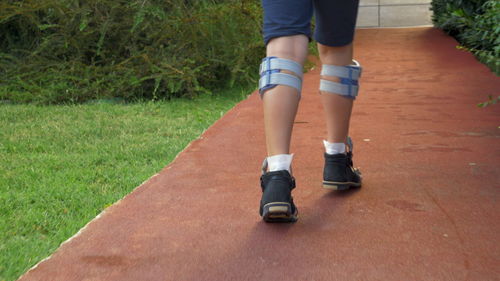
(258, 56, 303, 98)
(320, 59, 362, 99)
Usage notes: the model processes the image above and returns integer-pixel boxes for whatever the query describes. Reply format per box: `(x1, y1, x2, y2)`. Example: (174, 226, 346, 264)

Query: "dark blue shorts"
(262, 0, 360, 47)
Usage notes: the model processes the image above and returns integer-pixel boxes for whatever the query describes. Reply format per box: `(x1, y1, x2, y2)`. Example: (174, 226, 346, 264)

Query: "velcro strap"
(320, 79, 359, 99)
(259, 56, 303, 96)
(346, 136, 353, 152)
(321, 59, 362, 80)
(259, 72, 302, 93)
(260, 57, 303, 78)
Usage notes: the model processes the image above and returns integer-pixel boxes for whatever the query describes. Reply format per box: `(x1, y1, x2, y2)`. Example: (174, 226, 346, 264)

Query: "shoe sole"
(262, 202, 298, 223)
(322, 180, 362, 191)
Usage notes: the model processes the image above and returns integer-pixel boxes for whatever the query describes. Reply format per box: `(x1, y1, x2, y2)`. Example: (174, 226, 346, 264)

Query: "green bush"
(431, 0, 500, 74)
(0, 0, 264, 103)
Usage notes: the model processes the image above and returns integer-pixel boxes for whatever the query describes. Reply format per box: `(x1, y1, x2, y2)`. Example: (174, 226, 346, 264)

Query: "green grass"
(0, 86, 252, 281)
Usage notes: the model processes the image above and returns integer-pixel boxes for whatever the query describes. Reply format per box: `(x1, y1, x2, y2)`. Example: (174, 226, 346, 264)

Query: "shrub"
(431, 0, 499, 74)
(0, 0, 264, 103)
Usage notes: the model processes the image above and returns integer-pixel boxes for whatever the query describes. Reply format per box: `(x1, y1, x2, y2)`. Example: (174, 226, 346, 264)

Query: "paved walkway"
(20, 28, 499, 281)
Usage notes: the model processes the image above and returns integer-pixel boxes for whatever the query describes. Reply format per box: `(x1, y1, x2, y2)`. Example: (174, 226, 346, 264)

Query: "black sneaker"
(259, 160, 298, 222)
(322, 137, 362, 190)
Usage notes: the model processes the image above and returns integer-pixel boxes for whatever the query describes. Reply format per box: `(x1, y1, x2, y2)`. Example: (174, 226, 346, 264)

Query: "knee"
(318, 42, 353, 65)
(258, 35, 309, 98)
(266, 35, 309, 65)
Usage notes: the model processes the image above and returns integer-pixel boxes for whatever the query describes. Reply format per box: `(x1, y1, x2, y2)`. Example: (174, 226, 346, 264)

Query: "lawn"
(0, 86, 251, 281)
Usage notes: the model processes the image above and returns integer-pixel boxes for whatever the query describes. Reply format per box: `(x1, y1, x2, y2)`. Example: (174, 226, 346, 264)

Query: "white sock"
(267, 154, 293, 173)
(323, 140, 346, 155)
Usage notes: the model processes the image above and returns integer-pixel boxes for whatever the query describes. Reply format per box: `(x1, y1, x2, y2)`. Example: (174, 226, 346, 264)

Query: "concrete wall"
(357, 0, 433, 27)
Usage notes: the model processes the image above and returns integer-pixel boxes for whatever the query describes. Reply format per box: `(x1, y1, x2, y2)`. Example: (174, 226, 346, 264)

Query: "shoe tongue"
(268, 169, 291, 177)
(326, 152, 347, 157)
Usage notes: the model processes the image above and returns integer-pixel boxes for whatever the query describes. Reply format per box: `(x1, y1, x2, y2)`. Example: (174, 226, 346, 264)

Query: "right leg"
(318, 42, 362, 190)
(313, 0, 363, 190)
(313, 0, 360, 147)
(319, 42, 355, 146)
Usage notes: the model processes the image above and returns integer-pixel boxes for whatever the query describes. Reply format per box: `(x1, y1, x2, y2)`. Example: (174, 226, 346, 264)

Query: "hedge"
(0, 0, 264, 104)
(431, 0, 500, 75)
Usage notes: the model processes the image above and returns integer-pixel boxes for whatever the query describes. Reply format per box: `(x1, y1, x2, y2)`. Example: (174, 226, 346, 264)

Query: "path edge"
(16, 91, 256, 281)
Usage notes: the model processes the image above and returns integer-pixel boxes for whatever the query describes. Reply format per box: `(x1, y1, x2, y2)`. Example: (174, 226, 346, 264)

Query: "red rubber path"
(20, 28, 500, 281)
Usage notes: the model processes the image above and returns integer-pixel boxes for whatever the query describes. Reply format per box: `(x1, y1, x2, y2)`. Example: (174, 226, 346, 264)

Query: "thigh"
(313, 0, 360, 46)
(262, 0, 313, 46)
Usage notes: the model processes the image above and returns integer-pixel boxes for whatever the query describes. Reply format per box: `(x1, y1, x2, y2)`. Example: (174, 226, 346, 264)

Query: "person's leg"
(313, 0, 362, 190)
(258, 37, 308, 223)
(313, 0, 359, 148)
(318, 42, 354, 145)
(263, 35, 309, 157)
(258, 0, 312, 222)
(260, 0, 312, 172)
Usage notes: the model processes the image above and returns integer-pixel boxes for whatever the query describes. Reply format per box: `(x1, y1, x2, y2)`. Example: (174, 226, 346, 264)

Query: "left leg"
(258, 0, 312, 222)
(263, 35, 309, 157)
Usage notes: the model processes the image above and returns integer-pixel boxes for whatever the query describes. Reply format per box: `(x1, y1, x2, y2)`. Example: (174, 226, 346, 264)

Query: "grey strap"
(320, 79, 359, 98)
(260, 57, 303, 78)
(321, 59, 361, 80)
(259, 57, 303, 96)
(259, 72, 302, 93)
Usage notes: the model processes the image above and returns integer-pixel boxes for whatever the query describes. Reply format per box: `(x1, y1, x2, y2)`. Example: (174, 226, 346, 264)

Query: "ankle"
(266, 154, 293, 173)
(323, 140, 346, 155)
